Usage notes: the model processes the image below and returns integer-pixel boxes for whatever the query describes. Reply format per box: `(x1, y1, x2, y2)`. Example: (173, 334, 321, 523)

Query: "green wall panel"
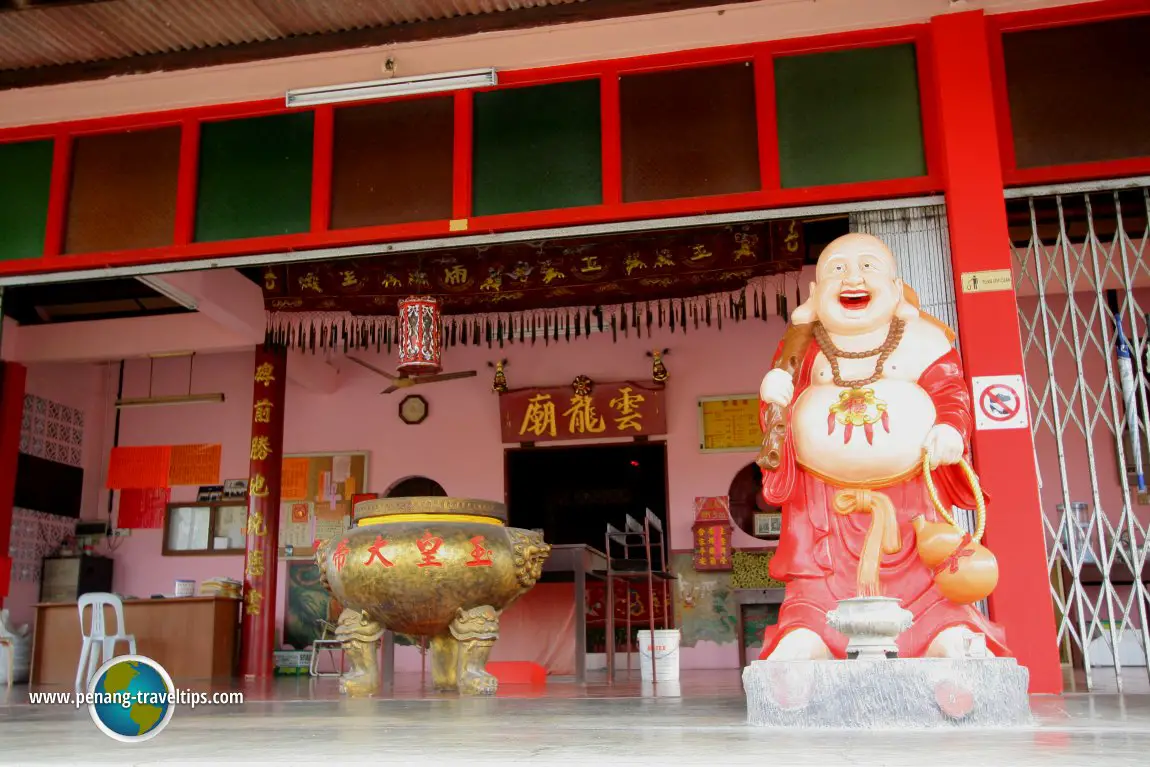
(472, 80, 602, 216)
(195, 113, 314, 242)
(0, 140, 54, 261)
(775, 44, 927, 188)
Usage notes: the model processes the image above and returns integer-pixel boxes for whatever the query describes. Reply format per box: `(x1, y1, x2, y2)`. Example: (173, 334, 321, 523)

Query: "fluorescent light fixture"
(136, 275, 198, 310)
(115, 393, 225, 409)
(286, 68, 497, 108)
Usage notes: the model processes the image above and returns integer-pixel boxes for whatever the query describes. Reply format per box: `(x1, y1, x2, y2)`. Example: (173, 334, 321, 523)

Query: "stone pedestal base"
(743, 658, 1031, 729)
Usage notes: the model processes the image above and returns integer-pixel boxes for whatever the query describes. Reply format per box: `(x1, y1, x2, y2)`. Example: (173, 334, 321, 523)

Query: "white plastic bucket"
(637, 629, 680, 682)
(174, 580, 195, 597)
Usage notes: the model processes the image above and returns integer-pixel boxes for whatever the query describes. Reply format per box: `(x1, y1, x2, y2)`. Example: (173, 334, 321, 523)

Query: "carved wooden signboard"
(498, 381, 666, 444)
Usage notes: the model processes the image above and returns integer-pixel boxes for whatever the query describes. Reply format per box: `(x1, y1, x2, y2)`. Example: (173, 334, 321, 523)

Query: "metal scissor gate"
(1008, 178, 1150, 691)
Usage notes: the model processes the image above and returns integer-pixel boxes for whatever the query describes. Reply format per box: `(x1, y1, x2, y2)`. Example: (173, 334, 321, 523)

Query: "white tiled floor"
(1, 671, 1148, 765)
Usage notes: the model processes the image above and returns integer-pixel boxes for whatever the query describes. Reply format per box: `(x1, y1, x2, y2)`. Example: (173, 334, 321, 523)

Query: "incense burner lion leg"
(334, 609, 385, 696)
(429, 606, 500, 695)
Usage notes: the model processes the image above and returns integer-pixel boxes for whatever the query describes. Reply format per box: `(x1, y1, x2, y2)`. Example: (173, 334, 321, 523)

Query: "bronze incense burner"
(316, 496, 551, 695)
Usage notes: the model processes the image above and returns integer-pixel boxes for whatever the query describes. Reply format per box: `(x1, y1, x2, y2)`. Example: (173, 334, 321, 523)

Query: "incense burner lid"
(353, 496, 507, 525)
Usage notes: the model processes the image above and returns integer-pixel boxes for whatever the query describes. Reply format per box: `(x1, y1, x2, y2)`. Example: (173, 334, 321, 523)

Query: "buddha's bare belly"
(792, 379, 936, 484)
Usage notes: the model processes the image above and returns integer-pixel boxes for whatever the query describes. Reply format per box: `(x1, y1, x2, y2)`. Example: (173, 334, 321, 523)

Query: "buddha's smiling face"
(812, 234, 903, 336)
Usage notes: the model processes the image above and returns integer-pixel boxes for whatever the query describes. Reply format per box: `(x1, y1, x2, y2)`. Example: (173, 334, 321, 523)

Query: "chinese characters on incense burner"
(315, 497, 551, 696)
(755, 233, 1003, 662)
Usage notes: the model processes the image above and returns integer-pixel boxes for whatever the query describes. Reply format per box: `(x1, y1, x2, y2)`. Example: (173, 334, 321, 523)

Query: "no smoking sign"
(972, 375, 1029, 431)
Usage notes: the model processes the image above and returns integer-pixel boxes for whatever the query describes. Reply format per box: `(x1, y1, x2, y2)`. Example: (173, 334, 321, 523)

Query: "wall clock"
(399, 394, 429, 425)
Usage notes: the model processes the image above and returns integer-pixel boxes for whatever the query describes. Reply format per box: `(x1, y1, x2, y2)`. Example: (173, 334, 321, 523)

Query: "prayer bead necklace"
(813, 317, 905, 388)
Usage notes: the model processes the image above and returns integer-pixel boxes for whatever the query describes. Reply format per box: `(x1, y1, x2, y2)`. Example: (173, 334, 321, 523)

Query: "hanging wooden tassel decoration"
(705, 298, 712, 327)
(717, 299, 723, 331)
(553, 313, 560, 342)
(780, 288, 789, 320)
(646, 303, 653, 335)
(620, 305, 628, 337)
(519, 315, 526, 344)
(574, 310, 581, 339)
(585, 308, 592, 338)
(531, 314, 537, 346)
(611, 313, 618, 343)
(565, 312, 571, 342)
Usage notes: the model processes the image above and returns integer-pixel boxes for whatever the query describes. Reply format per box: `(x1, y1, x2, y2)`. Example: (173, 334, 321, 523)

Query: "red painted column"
(239, 343, 287, 679)
(0, 362, 27, 609)
(930, 10, 1061, 693)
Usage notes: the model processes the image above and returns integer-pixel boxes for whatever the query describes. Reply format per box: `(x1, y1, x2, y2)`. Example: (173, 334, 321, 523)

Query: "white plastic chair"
(76, 593, 136, 696)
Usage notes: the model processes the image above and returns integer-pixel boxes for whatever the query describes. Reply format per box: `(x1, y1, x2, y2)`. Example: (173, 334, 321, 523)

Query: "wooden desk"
(540, 544, 607, 683)
(30, 596, 240, 687)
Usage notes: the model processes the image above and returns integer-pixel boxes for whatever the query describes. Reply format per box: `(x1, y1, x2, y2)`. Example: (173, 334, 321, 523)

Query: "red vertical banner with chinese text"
(239, 342, 287, 679)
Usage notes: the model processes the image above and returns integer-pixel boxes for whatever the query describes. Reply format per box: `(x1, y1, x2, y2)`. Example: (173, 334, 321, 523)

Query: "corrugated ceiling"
(0, 0, 584, 71)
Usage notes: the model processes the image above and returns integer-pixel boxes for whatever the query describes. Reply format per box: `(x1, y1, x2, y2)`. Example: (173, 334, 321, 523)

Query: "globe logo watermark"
(85, 655, 177, 743)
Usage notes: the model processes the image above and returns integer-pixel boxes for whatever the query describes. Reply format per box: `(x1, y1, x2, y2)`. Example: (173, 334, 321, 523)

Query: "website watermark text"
(29, 690, 244, 709)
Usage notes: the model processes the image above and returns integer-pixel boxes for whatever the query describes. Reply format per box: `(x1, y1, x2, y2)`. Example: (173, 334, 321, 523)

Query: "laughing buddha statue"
(756, 233, 1007, 662)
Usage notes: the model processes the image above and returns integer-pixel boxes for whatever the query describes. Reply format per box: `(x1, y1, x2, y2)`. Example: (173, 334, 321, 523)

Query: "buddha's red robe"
(758, 341, 1011, 659)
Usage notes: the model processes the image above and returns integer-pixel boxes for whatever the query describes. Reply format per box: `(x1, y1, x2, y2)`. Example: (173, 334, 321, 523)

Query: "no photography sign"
(972, 375, 1029, 431)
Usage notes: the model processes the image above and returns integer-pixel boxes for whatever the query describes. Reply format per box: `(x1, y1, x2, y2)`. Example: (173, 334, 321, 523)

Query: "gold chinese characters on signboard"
(498, 382, 667, 444)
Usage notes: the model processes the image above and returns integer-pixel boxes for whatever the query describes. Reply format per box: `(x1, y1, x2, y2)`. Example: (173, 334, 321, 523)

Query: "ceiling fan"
(345, 356, 477, 394)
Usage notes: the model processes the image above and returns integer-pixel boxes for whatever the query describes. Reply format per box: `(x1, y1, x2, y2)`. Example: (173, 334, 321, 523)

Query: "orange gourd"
(912, 516, 999, 604)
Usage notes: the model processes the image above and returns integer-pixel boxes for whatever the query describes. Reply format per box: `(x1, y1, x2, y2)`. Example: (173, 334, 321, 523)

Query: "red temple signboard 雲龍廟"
(693, 496, 733, 571)
(499, 381, 666, 443)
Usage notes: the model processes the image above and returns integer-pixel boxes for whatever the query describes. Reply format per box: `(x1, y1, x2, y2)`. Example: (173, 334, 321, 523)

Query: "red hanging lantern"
(397, 296, 442, 375)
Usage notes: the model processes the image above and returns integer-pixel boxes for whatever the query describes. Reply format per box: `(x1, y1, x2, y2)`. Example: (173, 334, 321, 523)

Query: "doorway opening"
(504, 441, 668, 549)
(385, 476, 447, 498)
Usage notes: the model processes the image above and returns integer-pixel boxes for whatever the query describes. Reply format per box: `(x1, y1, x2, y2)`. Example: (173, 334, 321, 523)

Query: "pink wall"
(54, 318, 784, 667)
(5, 362, 113, 628)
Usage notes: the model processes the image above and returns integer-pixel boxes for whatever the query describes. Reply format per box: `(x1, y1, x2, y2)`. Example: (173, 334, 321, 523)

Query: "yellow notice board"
(698, 395, 763, 453)
(277, 452, 370, 558)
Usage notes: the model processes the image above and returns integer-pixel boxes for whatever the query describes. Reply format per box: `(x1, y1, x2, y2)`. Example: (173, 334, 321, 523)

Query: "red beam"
(931, 9, 1061, 694)
(0, 175, 939, 277)
(239, 344, 287, 680)
(987, 0, 1150, 33)
(752, 51, 780, 192)
(310, 106, 334, 234)
(173, 119, 201, 246)
(600, 69, 622, 206)
(452, 91, 474, 222)
(0, 362, 26, 610)
(41, 134, 71, 259)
